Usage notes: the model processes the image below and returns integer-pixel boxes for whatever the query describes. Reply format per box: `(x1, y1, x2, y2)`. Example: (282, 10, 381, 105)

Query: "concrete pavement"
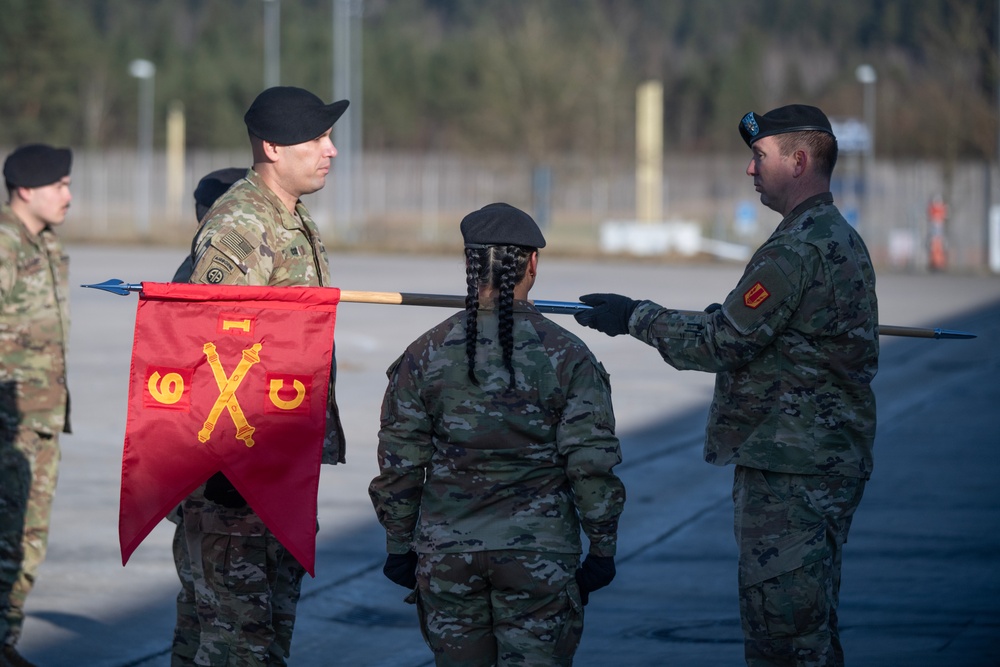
(13, 246, 1000, 666)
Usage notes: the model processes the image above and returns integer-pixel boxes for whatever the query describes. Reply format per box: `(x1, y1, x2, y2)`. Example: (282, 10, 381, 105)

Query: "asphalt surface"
(12, 246, 1000, 666)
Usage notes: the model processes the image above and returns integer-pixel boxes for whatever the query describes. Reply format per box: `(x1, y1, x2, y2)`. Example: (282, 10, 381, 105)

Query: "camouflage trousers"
(168, 506, 198, 666)
(414, 550, 584, 667)
(182, 491, 306, 667)
(733, 466, 866, 667)
(0, 426, 60, 647)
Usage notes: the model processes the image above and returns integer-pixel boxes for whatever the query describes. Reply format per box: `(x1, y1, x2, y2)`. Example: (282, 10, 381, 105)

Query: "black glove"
(203, 472, 248, 509)
(383, 551, 418, 590)
(575, 554, 616, 605)
(704, 302, 722, 313)
(574, 293, 640, 336)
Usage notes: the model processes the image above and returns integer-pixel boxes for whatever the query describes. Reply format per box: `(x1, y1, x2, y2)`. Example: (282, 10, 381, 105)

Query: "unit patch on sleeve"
(723, 258, 796, 335)
(743, 282, 770, 308)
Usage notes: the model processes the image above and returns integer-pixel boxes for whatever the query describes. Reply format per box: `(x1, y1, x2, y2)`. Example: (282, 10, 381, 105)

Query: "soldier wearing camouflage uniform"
(0, 144, 73, 667)
(179, 87, 348, 666)
(575, 105, 878, 667)
(370, 203, 626, 667)
(167, 167, 245, 667)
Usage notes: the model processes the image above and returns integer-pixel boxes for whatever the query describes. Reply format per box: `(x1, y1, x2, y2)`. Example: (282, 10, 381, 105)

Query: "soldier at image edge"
(575, 104, 878, 667)
(177, 86, 349, 666)
(369, 203, 626, 666)
(0, 144, 74, 667)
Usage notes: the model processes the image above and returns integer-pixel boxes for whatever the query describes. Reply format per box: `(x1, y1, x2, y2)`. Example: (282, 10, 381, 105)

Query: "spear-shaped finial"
(81, 279, 142, 296)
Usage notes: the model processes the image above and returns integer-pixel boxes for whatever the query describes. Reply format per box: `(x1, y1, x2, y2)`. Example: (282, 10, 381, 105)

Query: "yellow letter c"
(268, 378, 306, 410)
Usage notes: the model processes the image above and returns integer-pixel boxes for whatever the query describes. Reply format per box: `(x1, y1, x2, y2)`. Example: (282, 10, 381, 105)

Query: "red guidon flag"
(119, 282, 340, 575)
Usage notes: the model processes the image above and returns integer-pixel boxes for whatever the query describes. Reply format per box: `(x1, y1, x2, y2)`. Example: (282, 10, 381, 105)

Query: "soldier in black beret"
(0, 143, 74, 667)
(161, 165, 247, 664)
(3, 144, 73, 235)
(736, 103, 839, 213)
(458, 203, 547, 382)
(575, 103, 877, 666)
(371, 202, 624, 666)
(169, 168, 246, 285)
(193, 167, 246, 224)
(176, 87, 349, 664)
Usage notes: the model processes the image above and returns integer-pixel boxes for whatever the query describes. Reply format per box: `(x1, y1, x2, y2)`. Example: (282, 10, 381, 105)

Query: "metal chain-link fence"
(10, 147, 997, 273)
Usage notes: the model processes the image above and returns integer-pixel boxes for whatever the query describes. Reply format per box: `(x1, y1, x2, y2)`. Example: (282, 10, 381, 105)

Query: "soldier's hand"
(575, 294, 639, 336)
(383, 551, 418, 590)
(203, 472, 248, 509)
(575, 554, 616, 605)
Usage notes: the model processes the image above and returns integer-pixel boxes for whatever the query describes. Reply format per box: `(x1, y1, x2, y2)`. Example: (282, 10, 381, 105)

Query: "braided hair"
(464, 244, 533, 388)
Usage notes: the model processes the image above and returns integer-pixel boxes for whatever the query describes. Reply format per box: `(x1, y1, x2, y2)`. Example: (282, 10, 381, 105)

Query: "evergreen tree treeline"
(0, 0, 995, 160)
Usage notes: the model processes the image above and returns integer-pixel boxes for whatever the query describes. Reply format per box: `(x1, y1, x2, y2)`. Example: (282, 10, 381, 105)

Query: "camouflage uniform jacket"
(370, 301, 625, 558)
(0, 205, 70, 435)
(186, 167, 344, 464)
(630, 193, 878, 478)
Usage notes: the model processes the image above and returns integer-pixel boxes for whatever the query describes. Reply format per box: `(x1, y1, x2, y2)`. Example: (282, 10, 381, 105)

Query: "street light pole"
(333, 0, 363, 240)
(855, 64, 877, 227)
(128, 58, 156, 239)
(263, 0, 280, 88)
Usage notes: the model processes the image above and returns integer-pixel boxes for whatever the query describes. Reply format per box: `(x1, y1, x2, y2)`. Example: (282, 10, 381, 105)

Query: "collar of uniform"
(781, 192, 833, 226)
(0, 203, 47, 245)
(244, 167, 309, 230)
(475, 299, 538, 313)
(0, 203, 15, 228)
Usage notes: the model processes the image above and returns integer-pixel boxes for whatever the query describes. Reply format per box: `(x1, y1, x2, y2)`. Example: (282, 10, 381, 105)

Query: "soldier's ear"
(261, 140, 282, 162)
(12, 185, 32, 203)
(792, 149, 808, 178)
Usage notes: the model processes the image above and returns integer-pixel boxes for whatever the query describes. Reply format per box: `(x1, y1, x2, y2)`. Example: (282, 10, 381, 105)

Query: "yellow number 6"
(148, 371, 185, 405)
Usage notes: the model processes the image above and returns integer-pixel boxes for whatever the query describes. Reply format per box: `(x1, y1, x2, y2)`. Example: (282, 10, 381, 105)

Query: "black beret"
(194, 167, 246, 221)
(739, 104, 834, 147)
(3, 144, 72, 188)
(244, 86, 349, 145)
(460, 203, 546, 249)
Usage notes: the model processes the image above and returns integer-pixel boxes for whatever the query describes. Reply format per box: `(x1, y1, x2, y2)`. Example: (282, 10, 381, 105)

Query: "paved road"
(15, 246, 1000, 666)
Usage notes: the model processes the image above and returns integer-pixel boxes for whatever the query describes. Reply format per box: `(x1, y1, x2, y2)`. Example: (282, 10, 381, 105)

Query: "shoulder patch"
(205, 267, 226, 284)
(743, 282, 770, 309)
(723, 259, 796, 335)
(219, 230, 255, 261)
(190, 247, 247, 285)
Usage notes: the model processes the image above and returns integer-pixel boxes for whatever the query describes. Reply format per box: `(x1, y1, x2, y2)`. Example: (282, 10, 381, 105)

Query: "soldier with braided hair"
(462, 239, 529, 386)
(370, 203, 626, 666)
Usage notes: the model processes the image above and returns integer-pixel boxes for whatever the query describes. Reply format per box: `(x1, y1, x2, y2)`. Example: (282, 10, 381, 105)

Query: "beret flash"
(739, 104, 834, 147)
